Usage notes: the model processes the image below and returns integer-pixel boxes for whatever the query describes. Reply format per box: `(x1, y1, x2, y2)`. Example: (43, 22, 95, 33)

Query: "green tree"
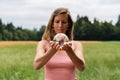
(0, 33, 2, 40)
(3, 30, 13, 40)
(92, 18, 103, 40)
(74, 15, 81, 40)
(5, 22, 15, 40)
(74, 15, 92, 40)
(0, 19, 3, 40)
(5, 22, 15, 32)
(23, 29, 37, 40)
(116, 14, 120, 27)
(16, 30, 29, 40)
(37, 25, 46, 40)
(100, 21, 114, 40)
(113, 26, 120, 40)
(79, 18, 92, 40)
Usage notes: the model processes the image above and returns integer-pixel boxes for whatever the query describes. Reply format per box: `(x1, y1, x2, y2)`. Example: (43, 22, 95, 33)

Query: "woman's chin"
(56, 32, 65, 34)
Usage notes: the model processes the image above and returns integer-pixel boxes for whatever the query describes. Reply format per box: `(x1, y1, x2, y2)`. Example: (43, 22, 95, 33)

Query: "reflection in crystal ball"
(53, 33, 69, 46)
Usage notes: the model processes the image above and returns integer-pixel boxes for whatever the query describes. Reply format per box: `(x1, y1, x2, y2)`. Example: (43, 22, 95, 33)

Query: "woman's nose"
(58, 22, 63, 27)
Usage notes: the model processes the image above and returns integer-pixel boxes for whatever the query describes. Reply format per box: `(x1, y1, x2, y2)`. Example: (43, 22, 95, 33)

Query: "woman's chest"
(45, 51, 75, 69)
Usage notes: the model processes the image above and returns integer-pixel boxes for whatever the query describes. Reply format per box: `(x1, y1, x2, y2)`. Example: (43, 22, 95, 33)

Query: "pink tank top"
(44, 42, 77, 80)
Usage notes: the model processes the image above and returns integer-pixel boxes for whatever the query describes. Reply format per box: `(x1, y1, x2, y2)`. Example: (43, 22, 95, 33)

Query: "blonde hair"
(42, 7, 74, 41)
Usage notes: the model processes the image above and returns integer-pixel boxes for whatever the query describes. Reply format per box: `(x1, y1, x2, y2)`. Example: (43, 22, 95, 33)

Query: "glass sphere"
(53, 33, 69, 46)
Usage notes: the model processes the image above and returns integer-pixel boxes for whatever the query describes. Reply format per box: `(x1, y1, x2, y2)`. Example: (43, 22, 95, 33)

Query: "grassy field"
(0, 41, 120, 80)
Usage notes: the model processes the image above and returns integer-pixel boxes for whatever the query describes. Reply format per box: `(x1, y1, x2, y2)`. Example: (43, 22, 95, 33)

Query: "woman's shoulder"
(71, 40, 82, 44)
(71, 40, 82, 47)
(71, 41, 83, 52)
(38, 40, 49, 46)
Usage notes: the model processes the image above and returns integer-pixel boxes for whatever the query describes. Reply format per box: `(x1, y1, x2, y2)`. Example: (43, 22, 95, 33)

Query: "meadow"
(0, 41, 120, 80)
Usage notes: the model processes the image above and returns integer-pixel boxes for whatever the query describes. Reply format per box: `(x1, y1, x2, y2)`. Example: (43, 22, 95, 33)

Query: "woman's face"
(53, 14, 69, 34)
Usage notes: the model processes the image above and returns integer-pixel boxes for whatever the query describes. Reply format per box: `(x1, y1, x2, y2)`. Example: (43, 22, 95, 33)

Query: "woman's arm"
(34, 40, 59, 70)
(62, 41, 85, 71)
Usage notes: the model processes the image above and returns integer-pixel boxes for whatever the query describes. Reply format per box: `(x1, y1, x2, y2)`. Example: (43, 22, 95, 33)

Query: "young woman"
(34, 7, 85, 80)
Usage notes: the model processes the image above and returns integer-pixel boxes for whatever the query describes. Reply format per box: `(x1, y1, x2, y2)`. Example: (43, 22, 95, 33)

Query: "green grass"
(77, 42, 120, 80)
(0, 42, 120, 80)
(0, 44, 44, 80)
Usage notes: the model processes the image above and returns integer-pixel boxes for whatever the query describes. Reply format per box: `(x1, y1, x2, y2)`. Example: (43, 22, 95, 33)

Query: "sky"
(0, 0, 120, 30)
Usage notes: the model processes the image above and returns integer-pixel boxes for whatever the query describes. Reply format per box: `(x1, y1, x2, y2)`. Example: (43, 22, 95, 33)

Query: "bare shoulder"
(37, 40, 48, 48)
(38, 40, 48, 45)
(72, 41, 84, 60)
(72, 41, 82, 47)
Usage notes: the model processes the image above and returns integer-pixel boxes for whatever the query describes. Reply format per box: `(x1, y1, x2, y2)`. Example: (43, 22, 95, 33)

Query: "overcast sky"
(0, 0, 120, 29)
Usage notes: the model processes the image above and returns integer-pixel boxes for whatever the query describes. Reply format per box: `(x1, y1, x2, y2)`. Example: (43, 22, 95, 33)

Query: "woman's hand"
(50, 41, 61, 51)
(50, 41, 72, 51)
(61, 42, 72, 51)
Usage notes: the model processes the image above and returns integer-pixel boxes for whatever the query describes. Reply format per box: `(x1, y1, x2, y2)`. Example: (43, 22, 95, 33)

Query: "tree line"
(0, 15, 120, 41)
(74, 15, 120, 40)
(0, 19, 45, 41)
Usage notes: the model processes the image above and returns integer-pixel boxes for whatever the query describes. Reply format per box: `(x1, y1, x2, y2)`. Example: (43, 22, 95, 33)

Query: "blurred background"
(0, 0, 120, 80)
(0, 0, 120, 41)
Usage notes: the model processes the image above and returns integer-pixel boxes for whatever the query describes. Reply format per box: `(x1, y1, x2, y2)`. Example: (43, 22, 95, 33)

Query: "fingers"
(50, 41, 72, 51)
(61, 42, 72, 50)
(64, 42, 72, 46)
(68, 42, 72, 46)
(50, 41, 60, 50)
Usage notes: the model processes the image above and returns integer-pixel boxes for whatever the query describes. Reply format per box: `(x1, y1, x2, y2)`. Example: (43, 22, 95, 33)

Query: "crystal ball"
(53, 33, 69, 46)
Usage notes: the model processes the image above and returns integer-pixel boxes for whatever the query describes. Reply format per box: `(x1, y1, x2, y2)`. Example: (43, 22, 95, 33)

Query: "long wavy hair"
(42, 7, 74, 41)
